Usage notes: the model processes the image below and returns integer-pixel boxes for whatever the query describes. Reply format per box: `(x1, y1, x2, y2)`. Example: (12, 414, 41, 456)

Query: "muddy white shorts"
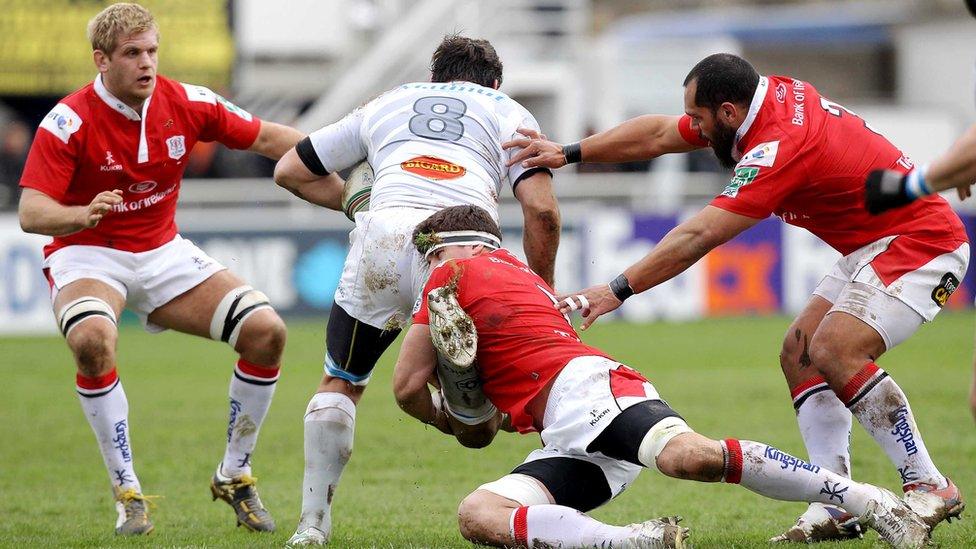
(333, 207, 435, 330)
(813, 235, 969, 349)
(516, 356, 666, 502)
(44, 234, 225, 333)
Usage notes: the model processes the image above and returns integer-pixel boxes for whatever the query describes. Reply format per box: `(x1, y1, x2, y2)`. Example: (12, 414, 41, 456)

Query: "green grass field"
(2, 313, 974, 548)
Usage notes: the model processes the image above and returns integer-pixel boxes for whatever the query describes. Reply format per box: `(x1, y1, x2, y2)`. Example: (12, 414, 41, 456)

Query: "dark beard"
(709, 120, 738, 169)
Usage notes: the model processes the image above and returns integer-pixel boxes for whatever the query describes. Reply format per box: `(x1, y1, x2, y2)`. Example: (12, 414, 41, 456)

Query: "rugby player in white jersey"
(273, 34, 561, 545)
(17, 3, 344, 536)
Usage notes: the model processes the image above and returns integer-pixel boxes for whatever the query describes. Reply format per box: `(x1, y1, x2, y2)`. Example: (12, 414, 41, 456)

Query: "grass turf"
(1, 313, 974, 548)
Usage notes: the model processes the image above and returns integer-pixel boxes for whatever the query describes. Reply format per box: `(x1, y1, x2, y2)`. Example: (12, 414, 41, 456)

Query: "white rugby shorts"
(515, 356, 666, 501)
(813, 236, 969, 349)
(333, 207, 434, 330)
(44, 234, 225, 333)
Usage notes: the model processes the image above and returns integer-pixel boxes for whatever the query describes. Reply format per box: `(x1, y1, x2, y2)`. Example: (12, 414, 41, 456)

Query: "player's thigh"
(506, 452, 634, 512)
(810, 300, 904, 387)
(779, 295, 833, 388)
(321, 302, 401, 389)
(148, 269, 255, 337)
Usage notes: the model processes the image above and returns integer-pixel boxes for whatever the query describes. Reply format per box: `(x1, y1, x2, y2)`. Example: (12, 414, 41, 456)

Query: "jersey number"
(409, 97, 466, 141)
(819, 97, 881, 135)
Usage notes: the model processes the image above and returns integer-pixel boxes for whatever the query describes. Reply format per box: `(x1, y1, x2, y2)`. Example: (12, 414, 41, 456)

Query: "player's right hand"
(502, 127, 566, 169)
(556, 284, 621, 331)
(864, 169, 913, 214)
(81, 189, 124, 228)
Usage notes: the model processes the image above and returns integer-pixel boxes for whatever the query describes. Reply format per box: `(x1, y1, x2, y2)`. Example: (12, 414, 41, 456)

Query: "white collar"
(732, 76, 768, 162)
(93, 74, 152, 163)
(94, 74, 151, 121)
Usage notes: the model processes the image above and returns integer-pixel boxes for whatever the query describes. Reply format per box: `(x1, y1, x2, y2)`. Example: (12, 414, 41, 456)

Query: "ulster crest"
(166, 135, 186, 160)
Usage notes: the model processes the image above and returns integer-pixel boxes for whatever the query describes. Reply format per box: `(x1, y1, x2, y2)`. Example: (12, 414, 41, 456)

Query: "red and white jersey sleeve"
(413, 249, 610, 433)
(20, 102, 84, 201)
(677, 114, 710, 147)
(180, 82, 261, 149)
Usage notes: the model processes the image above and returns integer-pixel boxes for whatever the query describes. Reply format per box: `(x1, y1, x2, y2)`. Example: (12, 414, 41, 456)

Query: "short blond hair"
(87, 3, 158, 55)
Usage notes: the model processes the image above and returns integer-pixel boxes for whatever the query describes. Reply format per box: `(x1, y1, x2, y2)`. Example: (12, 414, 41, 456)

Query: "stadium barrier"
(2, 210, 973, 335)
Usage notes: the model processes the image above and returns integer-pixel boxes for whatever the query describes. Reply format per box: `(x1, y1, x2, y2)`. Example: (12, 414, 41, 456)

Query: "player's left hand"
(556, 284, 621, 331)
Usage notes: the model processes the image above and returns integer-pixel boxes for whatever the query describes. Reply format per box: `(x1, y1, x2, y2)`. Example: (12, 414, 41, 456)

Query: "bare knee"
(318, 375, 366, 405)
(68, 322, 117, 377)
(236, 311, 287, 365)
(655, 433, 725, 482)
(458, 490, 510, 543)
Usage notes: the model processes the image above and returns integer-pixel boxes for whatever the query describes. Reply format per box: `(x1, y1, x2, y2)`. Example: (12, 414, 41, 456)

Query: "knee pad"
(209, 286, 272, 348)
(56, 297, 117, 337)
(476, 474, 552, 507)
(637, 416, 695, 471)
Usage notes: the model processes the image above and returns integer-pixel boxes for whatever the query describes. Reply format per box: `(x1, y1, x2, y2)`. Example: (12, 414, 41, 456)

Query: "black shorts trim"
(512, 457, 611, 512)
(325, 303, 401, 382)
(587, 399, 684, 466)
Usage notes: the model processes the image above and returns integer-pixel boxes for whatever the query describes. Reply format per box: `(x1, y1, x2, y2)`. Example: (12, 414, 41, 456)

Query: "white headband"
(422, 230, 501, 259)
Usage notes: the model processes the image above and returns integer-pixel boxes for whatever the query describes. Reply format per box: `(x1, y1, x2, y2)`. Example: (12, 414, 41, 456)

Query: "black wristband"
(609, 274, 634, 302)
(562, 142, 582, 164)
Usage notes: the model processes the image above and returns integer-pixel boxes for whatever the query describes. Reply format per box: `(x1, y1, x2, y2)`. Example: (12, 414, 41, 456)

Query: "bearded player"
(504, 53, 966, 542)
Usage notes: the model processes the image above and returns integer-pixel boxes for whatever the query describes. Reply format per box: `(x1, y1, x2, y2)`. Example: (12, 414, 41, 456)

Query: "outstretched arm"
(514, 171, 560, 288)
(503, 115, 706, 169)
(866, 123, 976, 213)
(558, 206, 761, 330)
(247, 120, 304, 160)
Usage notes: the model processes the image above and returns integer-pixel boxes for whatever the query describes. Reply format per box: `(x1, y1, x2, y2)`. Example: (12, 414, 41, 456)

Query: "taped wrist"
(609, 273, 634, 302)
(562, 142, 582, 164)
(904, 165, 932, 199)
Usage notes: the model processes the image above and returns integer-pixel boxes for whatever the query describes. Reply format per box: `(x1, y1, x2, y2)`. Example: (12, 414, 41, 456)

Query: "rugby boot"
(210, 466, 276, 532)
(285, 526, 328, 546)
(427, 285, 477, 370)
(862, 488, 931, 549)
(903, 477, 964, 530)
(770, 502, 862, 542)
(630, 516, 689, 549)
(113, 487, 155, 535)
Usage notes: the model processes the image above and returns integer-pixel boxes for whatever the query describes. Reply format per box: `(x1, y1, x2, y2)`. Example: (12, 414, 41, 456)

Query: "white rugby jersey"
(302, 81, 547, 219)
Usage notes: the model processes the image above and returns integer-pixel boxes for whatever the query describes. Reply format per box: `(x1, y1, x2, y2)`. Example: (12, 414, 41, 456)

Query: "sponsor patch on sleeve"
(738, 140, 779, 167)
(722, 166, 760, 198)
(39, 103, 82, 144)
(180, 82, 217, 105)
(216, 95, 253, 122)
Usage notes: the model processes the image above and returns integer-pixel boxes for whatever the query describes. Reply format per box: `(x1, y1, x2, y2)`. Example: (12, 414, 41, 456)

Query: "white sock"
(220, 359, 280, 478)
(296, 392, 356, 537)
(793, 376, 853, 477)
(839, 363, 945, 489)
(510, 505, 638, 548)
(77, 369, 141, 493)
(723, 439, 880, 518)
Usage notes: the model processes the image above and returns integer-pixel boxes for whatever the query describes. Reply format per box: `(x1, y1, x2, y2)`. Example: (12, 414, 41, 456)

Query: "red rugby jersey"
(20, 74, 261, 256)
(707, 75, 966, 281)
(413, 249, 611, 433)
